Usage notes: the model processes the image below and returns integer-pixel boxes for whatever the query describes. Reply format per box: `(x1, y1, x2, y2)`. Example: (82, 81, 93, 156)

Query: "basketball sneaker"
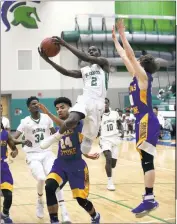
(107, 183, 115, 191)
(107, 178, 115, 191)
(40, 132, 61, 149)
(132, 194, 159, 218)
(61, 211, 71, 223)
(36, 200, 44, 219)
(91, 212, 100, 223)
(1, 212, 13, 223)
(50, 221, 60, 224)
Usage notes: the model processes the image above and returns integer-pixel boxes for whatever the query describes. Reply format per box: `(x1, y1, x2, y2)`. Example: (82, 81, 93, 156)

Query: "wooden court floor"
(5, 139, 175, 223)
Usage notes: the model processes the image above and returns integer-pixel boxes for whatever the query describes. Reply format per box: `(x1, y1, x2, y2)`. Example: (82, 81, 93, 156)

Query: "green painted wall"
(10, 98, 57, 130)
(115, 1, 176, 33)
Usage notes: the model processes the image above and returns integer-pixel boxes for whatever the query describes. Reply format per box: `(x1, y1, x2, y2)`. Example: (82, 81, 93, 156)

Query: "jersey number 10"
(107, 124, 113, 131)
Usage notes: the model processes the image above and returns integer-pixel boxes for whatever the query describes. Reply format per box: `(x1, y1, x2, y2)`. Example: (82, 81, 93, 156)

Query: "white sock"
(37, 180, 45, 203)
(108, 177, 113, 184)
(56, 189, 67, 214)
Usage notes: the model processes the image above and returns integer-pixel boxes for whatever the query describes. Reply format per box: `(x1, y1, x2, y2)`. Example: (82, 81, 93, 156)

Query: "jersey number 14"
(61, 136, 73, 149)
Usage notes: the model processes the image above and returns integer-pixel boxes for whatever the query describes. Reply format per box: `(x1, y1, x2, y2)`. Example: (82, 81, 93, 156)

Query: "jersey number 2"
(91, 77, 97, 86)
(35, 133, 44, 143)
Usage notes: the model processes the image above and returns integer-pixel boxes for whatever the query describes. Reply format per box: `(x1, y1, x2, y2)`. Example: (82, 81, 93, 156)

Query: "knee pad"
(111, 159, 117, 168)
(45, 179, 59, 206)
(81, 137, 93, 154)
(141, 151, 154, 173)
(142, 160, 154, 173)
(76, 197, 93, 212)
(45, 179, 59, 193)
(103, 150, 112, 159)
(2, 189, 12, 200)
(103, 151, 112, 164)
(2, 189, 12, 209)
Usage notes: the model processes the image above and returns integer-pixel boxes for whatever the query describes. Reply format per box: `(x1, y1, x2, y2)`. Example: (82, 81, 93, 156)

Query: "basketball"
(40, 37, 60, 57)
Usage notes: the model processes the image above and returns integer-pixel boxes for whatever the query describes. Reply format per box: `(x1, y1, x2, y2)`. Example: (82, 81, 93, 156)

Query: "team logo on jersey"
(1, 1, 41, 32)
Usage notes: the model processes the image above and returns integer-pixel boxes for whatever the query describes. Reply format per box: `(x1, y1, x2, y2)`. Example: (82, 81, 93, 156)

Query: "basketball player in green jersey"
(38, 38, 110, 159)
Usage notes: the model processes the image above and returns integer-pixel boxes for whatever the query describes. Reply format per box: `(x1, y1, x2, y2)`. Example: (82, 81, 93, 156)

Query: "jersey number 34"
(35, 133, 44, 143)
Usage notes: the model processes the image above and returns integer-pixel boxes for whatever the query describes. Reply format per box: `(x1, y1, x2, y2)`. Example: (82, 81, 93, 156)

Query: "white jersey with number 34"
(100, 111, 119, 137)
(81, 64, 109, 100)
(17, 113, 53, 153)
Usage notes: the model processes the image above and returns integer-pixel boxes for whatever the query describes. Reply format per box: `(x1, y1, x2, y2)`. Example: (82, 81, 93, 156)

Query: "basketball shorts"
(47, 158, 89, 199)
(26, 151, 56, 181)
(1, 160, 13, 191)
(99, 135, 120, 159)
(70, 95, 104, 140)
(136, 113, 160, 157)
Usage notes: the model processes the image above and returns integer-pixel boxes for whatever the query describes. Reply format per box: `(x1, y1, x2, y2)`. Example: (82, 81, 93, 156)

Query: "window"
(18, 50, 32, 70)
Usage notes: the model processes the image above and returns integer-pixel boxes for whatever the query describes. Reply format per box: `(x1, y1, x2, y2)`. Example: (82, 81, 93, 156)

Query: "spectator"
(0, 104, 10, 131)
(117, 109, 124, 138)
(157, 89, 165, 100)
(169, 81, 176, 96)
(123, 109, 135, 137)
(153, 106, 164, 139)
(164, 118, 173, 132)
(117, 109, 124, 120)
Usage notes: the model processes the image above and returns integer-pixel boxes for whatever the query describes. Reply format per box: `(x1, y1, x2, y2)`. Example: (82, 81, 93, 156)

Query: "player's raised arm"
(37, 103, 65, 127)
(116, 19, 148, 81)
(38, 48, 82, 78)
(52, 37, 109, 73)
(112, 25, 135, 77)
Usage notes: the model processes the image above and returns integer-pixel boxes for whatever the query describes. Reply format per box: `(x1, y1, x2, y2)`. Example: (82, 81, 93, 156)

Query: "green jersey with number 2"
(81, 64, 109, 99)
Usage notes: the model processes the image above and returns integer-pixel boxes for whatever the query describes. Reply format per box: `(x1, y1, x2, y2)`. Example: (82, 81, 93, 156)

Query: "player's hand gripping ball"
(40, 37, 60, 57)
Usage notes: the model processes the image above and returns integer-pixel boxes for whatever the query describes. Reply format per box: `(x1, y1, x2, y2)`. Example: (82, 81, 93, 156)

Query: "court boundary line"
(11, 193, 174, 223)
(90, 192, 171, 224)
(10, 188, 174, 223)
